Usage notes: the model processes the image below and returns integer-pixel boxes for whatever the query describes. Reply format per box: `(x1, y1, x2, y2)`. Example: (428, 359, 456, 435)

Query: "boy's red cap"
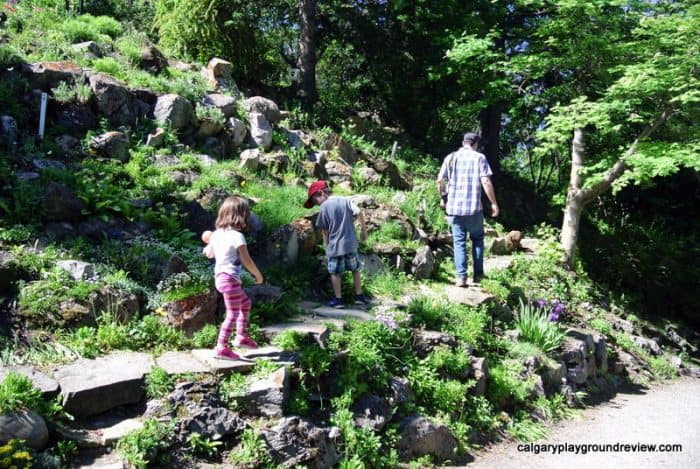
(304, 180, 328, 208)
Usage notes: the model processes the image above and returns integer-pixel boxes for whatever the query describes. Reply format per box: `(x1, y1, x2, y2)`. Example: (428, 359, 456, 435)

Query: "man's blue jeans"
(450, 212, 485, 279)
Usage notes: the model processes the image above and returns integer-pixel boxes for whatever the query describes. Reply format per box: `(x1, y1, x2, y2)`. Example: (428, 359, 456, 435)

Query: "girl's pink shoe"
(233, 335, 259, 349)
(214, 347, 240, 361)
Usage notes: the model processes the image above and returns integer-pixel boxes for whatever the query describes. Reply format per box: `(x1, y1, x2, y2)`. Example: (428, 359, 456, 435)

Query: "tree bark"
(560, 107, 672, 266)
(298, 0, 318, 112)
(480, 103, 502, 174)
(561, 128, 585, 266)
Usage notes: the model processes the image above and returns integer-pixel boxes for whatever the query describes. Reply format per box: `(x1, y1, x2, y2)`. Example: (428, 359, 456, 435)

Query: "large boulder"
(367, 156, 410, 190)
(469, 356, 489, 396)
(324, 159, 352, 184)
(43, 182, 84, 222)
(238, 367, 289, 418)
(0, 410, 49, 450)
(89, 73, 143, 127)
(203, 58, 239, 91)
(202, 93, 238, 118)
(351, 394, 391, 432)
(411, 246, 435, 280)
(161, 288, 218, 336)
(560, 329, 596, 384)
(396, 415, 458, 463)
(56, 260, 95, 281)
(90, 131, 130, 162)
(261, 417, 340, 469)
(138, 41, 168, 74)
(247, 112, 273, 149)
(0, 250, 19, 294)
(56, 103, 97, 134)
(242, 96, 282, 124)
(22, 61, 82, 91)
(154, 94, 195, 131)
(227, 117, 248, 146)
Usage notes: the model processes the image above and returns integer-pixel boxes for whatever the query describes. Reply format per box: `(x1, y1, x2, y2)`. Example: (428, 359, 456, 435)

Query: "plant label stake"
(38, 92, 48, 140)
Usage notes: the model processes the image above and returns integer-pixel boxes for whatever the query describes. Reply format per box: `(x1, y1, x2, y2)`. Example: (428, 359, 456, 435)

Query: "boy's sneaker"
(328, 297, 345, 309)
(233, 335, 258, 349)
(214, 347, 240, 361)
(455, 276, 468, 287)
(354, 294, 371, 305)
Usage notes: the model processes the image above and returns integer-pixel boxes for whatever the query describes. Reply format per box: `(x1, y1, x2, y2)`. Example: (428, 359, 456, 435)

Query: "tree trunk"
(480, 103, 502, 174)
(561, 128, 585, 266)
(298, 0, 317, 112)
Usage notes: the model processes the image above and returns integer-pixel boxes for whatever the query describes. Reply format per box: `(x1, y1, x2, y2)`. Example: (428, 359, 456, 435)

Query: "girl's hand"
(254, 272, 264, 284)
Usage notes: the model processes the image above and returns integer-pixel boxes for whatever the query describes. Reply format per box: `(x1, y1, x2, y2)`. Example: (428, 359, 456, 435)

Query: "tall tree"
(298, 0, 318, 110)
(535, 2, 700, 264)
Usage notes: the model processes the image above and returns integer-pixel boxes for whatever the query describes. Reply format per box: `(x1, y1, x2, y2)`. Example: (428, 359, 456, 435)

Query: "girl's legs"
(215, 273, 243, 352)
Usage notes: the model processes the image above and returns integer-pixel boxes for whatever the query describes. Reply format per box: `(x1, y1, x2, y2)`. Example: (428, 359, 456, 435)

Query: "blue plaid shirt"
(437, 148, 493, 216)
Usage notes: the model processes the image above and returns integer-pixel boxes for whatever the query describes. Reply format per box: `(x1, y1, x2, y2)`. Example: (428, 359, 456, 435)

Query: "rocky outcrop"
(161, 288, 218, 336)
(396, 415, 458, 462)
(261, 417, 340, 469)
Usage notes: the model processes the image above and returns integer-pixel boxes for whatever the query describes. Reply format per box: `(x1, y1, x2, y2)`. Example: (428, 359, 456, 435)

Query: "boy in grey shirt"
(304, 180, 369, 308)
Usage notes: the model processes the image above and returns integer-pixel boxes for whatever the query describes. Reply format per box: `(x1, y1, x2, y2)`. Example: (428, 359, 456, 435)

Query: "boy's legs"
(330, 273, 343, 299)
(352, 269, 362, 295)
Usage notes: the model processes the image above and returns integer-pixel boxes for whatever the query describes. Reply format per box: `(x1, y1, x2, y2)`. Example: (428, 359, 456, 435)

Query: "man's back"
(438, 147, 492, 216)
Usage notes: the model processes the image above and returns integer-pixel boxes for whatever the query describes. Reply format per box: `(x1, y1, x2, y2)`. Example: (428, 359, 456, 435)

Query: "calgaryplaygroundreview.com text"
(517, 442, 683, 455)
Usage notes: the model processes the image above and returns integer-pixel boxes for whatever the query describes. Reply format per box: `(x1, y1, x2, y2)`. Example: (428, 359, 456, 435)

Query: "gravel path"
(458, 378, 700, 469)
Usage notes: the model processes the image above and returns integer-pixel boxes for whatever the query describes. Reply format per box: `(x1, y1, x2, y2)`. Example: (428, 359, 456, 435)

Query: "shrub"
(514, 299, 566, 353)
(0, 372, 64, 420)
(145, 367, 174, 398)
(51, 81, 93, 105)
(117, 419, 174, 469)
(195, 104, 226, 126)
(228, 428, 273, 467)
(62, 15, 123, 43)
(92, 57, 122, 76)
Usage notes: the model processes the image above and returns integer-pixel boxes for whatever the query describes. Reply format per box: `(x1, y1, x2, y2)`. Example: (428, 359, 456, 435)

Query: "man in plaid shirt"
(437, 132, 499, 287)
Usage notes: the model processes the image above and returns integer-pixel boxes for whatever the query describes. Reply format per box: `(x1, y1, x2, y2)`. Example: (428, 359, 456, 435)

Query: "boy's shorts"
(327, 252, 360, 274)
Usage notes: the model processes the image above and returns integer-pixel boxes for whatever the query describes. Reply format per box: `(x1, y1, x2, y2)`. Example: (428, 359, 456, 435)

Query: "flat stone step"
(54, 352, 154, 417)
(262, 315, 346, 347)
(156, 351, 210, 375)
(484, 255, 516, 273)
(444, 285, 495, 307)
(239, 346, 299, 367)
(0, 365, 59, 398)
(56, 416, 143, 448)
(299, 301, 373, 321)
(190, 349, 255, 374)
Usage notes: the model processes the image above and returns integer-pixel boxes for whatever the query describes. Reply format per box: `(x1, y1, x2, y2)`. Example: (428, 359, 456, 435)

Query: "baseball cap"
(304, 180, 328, 208)
(463, 132, 480, 144)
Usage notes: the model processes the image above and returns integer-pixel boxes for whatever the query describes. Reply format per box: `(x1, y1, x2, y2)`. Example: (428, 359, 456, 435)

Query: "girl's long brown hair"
(216, 196, 249, 231)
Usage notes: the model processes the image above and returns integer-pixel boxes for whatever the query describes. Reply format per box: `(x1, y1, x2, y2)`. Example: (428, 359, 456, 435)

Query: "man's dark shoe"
(328, 297, 345, 309)
(354, 294, 371, 305)
(472, 274, 487, 284)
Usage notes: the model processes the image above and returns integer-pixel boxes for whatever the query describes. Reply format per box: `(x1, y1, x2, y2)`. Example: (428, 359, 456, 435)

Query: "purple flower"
(535, 299, 548, 308)
(549, 311, 560, 322)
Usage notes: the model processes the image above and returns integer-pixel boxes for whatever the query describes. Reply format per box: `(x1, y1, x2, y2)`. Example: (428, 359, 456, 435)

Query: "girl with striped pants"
(202, 196, 263, 360)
